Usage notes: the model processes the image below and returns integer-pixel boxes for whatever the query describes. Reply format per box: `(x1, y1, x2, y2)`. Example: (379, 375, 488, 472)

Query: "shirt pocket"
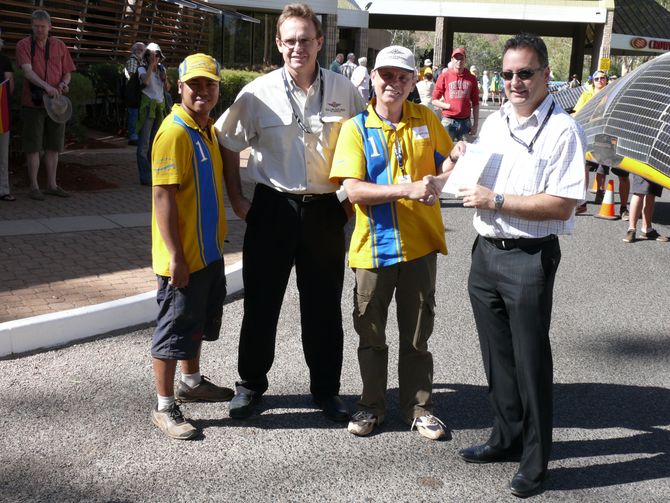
(320, 115, 344, 151)
(522, 157, 550, 195)
(258, 113, 293, 151)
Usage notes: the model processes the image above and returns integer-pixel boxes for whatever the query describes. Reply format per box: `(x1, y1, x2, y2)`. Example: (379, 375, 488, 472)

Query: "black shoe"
(228, 391, 260, 419)
(509, 472, 545, 498)
(314, 395, 350, 422)
(458, 444, 521, 464)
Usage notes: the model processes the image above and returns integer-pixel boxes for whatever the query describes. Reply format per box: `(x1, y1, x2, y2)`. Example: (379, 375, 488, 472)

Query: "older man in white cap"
(331, 45, 461, 440)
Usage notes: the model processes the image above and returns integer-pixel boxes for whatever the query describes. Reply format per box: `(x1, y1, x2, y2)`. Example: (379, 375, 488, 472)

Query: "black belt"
(483, 234, 557, 250)
(258, 183, 335, 203)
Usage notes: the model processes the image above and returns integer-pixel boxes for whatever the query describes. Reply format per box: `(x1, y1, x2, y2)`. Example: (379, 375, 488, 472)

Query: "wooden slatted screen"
(0, 0, 217, 67)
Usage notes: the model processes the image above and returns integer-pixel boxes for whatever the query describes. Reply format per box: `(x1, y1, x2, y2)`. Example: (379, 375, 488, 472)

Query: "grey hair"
(32, 10, 52, 24)
(358, 56, 367, 66)
(131, 42, 145, 56)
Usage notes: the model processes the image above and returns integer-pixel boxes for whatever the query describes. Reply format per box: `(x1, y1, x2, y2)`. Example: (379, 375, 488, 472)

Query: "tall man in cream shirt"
(215, 3, 365, 422)
(454, 33, 586, 498)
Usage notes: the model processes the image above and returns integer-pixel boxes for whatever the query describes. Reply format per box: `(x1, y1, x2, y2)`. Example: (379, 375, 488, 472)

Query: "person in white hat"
(331, 44, 461, 440)
(16, 9, 75, 200)
(418, 57, 432, 80)
(136, 42, 168, 185)
(149, 53, 233, 440)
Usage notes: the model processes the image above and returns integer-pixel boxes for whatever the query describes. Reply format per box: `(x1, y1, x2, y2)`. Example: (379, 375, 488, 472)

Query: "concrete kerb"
(0, 260, 243, 358)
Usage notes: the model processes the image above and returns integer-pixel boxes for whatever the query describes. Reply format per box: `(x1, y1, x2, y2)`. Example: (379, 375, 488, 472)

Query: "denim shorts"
(151, 260, 227, 360)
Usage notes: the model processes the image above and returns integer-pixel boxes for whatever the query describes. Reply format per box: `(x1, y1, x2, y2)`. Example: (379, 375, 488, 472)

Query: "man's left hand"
(458, 185, 495, 210)
(57, 82, 69, 94)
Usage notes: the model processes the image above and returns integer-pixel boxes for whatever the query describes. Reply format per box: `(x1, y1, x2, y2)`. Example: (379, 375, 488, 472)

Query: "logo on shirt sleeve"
(154, 157, 176, 173)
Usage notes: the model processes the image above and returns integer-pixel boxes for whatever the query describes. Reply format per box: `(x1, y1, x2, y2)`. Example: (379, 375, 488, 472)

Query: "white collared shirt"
(472, 94, 586, 238)
(215, 65, 365, 194)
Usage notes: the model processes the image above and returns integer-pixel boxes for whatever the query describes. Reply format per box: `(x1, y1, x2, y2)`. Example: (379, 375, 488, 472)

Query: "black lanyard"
(31, 36, 50, 82)
(281, 67, 324, 135)
(506, 100, 555, 154)
(375, 110, 407, 176)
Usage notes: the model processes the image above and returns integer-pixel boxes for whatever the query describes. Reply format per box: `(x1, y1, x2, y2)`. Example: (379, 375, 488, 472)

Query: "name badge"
(412, 125, 430, 139)
(397, 174, 412, 184)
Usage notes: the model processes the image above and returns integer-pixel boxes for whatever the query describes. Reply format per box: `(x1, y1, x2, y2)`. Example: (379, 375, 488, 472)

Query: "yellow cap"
(178, 53, 221, 82)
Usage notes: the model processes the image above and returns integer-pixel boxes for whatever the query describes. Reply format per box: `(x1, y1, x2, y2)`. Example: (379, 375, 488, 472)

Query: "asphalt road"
(1, 191, 669, 502)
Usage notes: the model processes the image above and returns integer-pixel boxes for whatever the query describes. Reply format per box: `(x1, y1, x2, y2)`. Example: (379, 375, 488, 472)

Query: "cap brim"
(374, 64, 415, 73)
(180, 70, 221, 82)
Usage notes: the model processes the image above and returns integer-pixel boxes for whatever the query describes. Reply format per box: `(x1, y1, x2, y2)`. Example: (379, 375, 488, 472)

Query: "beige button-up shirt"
(215, 65, 365, 194)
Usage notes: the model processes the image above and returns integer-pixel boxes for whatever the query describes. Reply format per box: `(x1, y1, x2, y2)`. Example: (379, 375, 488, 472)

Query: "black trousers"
(237, 184, 348, 397)
(467, 235, 561, 481)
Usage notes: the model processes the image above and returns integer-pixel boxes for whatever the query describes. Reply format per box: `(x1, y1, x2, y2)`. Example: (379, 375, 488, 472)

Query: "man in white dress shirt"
(453, 33, 586, 498)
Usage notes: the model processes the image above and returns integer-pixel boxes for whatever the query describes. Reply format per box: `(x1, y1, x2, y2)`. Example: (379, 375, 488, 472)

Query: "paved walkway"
(0, 134, 250, 322)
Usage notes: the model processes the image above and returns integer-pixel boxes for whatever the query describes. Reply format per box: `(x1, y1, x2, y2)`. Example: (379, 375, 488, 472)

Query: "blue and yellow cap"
(178, 53, 221, 82)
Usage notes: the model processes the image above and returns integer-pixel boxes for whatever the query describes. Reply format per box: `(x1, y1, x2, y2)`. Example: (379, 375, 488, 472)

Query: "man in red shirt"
(16, 9, 76, 200)
(432, 47, 479, 141)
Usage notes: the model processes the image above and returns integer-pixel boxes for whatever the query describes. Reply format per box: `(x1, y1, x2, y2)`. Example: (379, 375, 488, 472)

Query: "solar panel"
(574, 52, 670, 186)
(549, 83, 586, 113)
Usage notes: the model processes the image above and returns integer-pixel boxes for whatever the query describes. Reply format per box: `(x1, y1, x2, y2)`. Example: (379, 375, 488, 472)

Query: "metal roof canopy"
(361, 0, 611, 30)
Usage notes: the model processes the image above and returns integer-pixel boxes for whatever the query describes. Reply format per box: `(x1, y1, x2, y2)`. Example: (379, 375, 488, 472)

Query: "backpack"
(124, 69, 143, 108)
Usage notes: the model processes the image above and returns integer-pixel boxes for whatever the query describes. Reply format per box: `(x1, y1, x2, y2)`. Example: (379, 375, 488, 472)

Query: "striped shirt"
(151, 105, 227, 276)
(330, 101, 451, 268)
(472, 94, 586, 238)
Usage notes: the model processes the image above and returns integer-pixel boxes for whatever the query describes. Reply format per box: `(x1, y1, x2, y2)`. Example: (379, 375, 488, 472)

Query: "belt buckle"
(500, 239, 507, 250)
(301, 194, 314, 202)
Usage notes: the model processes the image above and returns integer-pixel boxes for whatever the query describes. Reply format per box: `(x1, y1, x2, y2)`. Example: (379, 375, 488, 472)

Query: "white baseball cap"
(424, 58, 432, 66)
(373, 46, 415, 73)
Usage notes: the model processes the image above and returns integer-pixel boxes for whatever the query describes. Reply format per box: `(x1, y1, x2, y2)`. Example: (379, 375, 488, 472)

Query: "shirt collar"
(365, 99, 422, 129)
(500, 93, 553, 128)
(173, 104, 213, 135)
(282, 63, 322, 94)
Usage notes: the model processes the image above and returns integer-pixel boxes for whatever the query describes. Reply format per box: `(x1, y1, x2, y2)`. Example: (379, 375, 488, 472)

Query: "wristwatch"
(494, 193, 505, 210)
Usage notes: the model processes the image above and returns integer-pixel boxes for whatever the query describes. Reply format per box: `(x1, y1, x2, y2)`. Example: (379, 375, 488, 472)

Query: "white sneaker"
(151, 403, 199, 440)
(348, 411, 378, 436)
(411, 414, 450, 440)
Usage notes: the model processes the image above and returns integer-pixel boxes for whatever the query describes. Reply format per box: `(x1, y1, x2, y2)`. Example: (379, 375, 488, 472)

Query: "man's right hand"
(231, 196, 252, 221)
(44, 84, 59, 97)
(168, 257, 190, 289)
(409, 176, 441, 206)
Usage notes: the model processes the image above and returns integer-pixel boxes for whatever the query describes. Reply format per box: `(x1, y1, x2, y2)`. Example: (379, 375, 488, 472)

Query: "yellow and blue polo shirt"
(151, 104, 227, 277)
(330, 100, 451, 269)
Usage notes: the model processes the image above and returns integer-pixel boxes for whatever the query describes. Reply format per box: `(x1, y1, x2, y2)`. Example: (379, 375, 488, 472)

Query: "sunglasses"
(593, 76, 607, 81)
(501, 67, 544, 81)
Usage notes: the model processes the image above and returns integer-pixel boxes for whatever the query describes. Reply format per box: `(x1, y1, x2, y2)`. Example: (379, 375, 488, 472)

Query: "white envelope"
(442, 143, 488, 196)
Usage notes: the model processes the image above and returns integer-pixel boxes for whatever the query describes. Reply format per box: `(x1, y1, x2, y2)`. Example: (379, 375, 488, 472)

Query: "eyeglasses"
(452, 54, 464, 61)
(593, 76, 607, 82)
(501, 67, 544, 81)
(278, 37, 317, 50)
(376, 69, 414, 84)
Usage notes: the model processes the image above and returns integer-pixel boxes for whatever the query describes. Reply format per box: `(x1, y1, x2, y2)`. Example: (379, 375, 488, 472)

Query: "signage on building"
(611, 34, 670, 53)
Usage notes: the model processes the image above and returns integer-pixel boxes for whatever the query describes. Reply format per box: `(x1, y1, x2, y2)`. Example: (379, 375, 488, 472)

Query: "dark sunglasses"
(593, 76, 607, 81)
(501, 67, 544, 81)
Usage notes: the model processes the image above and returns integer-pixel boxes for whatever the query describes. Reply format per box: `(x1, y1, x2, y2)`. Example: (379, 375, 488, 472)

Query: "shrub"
(219, 69, 261, 110)
(85, 63, 123, 97)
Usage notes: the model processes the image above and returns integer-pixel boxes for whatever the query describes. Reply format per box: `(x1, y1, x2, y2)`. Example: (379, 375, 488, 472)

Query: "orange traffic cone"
(589, 176, 599, 193)
(594, 180, 619, 220)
